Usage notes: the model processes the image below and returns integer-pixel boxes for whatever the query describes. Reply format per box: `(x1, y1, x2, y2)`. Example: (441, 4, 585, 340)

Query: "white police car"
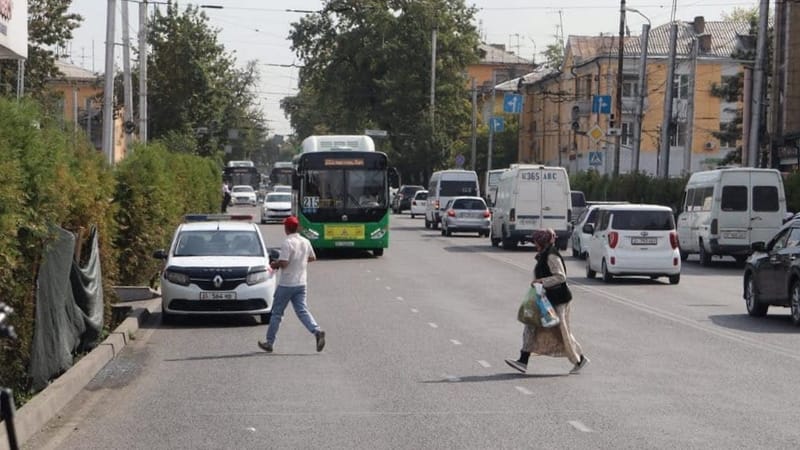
(153, 214, 277, 324)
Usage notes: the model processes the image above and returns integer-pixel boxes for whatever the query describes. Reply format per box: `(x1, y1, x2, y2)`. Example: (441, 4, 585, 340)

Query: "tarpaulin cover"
(28, 226, 104, 391)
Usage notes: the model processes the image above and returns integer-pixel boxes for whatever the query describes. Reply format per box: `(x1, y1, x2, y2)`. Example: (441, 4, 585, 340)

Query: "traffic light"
(609, 113, 616, 129)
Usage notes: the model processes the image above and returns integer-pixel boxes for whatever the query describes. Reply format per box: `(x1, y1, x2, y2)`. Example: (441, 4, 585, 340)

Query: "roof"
(54, 60, 98, 82)
(566, 35, 627, 66)
(478, 43, 531, 65)
(626, 19, 752, 58)
(496, 67, 560, 91)
(593, 204, 673, 211)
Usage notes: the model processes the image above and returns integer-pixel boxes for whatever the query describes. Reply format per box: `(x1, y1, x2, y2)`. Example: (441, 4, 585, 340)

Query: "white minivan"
(677, 168, 786, 266)
(584, 204, 681, 284)
(490, 164, 572, 250)
(425, 170, 480, 229)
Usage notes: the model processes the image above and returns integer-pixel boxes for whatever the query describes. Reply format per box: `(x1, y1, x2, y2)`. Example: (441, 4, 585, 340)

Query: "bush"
(570, 170, 689, 212)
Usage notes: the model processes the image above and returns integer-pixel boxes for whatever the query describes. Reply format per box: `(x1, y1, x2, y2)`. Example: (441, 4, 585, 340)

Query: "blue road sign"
(503, 93, 523, 114)
(592, 95, 612, 114)
(490, 117, 505, 133)
(588, 151, 603, 166)
(455, 154, 465, 167)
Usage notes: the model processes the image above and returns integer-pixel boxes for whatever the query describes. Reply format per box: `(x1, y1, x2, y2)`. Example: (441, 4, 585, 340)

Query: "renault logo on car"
(213, 275, 223, 288)
(641, 231, 649, 236)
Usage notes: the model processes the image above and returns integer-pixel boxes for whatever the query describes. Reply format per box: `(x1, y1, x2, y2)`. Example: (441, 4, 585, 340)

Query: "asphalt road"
(24, 206, 800, 449)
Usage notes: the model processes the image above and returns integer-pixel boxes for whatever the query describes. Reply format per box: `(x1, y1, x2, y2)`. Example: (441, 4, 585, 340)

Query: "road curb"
(0, 296, 161, 450)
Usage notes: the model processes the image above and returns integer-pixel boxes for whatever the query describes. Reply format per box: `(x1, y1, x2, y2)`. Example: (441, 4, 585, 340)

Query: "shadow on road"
(708, 313, 800, 334)
(153, 313, 262, 329)
(164, 352, 316, 362)
(421, 372, 568, 383)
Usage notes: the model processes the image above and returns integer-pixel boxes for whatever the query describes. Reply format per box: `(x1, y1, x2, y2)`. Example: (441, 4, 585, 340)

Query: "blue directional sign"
(490, 116, 505, 133)
(588, 151, 603, 166)
(592, 95, 612, 114)
(503, 93, 523, 114)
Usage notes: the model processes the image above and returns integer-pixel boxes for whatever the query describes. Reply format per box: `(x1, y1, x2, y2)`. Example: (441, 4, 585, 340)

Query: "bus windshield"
(302, 169, 387, 221)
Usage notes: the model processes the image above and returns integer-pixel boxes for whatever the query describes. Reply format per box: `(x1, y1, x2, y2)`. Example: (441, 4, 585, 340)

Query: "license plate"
(324, 224, 365, 240)
(200, 291, 236, 300)
(631, 237, 658, 245)
(334, 241, 355, 247)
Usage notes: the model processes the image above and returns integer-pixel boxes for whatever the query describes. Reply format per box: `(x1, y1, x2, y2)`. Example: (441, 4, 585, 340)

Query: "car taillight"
(510, 208, 516, 222)
(412, 200, 416, 205)
(608, 231, 619, 249)
(669, 231, 679, 249)
(483, 209, 491, 218)
(447, 209, 456, 217)
(710, 219, 718, 234)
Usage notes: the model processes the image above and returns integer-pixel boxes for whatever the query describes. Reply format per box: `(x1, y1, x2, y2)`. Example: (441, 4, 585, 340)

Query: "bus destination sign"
(324, 158, 364, 167)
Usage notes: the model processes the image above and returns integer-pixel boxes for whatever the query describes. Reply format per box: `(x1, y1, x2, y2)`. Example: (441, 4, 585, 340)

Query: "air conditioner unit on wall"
(704, 141, 716, 150)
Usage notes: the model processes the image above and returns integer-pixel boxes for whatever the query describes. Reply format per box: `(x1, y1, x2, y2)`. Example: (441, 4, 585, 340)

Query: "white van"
(677, 168, 786, 265)
(489, 164, 572, 250)
(425, 170, 480, 229)
(485, 168, 507, 207)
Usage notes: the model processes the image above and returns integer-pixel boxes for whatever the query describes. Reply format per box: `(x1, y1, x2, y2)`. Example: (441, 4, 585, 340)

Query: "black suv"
(392, 185, 424, 213)
(743, 219, 800, 325)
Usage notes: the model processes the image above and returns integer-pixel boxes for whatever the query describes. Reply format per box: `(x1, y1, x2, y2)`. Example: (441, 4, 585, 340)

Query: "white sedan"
(153, 214, 277, 324)
(231, 185, 258, 206)
(262, 192, 292, 223)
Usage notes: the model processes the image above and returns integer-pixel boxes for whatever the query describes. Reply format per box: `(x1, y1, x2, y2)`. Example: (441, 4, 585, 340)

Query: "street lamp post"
(626, 7, 651, 173)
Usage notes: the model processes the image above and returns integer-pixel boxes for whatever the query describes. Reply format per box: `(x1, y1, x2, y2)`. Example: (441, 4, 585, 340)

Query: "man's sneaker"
(257, 340, 273, 353)
(505, 359, 527, 373)
(570, 355, 590, 374)
(315, 330, 326, 352)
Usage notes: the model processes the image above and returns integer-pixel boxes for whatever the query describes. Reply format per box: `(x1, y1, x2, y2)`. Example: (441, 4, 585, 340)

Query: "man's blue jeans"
(266, 285, 319, 344)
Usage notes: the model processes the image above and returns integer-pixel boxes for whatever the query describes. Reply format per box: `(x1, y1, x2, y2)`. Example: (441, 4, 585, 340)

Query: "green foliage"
(542, 36, 565, 70)
(570, 171, 689, 212)
(283, 0, 480, 178)
(783, 173, 800, 214)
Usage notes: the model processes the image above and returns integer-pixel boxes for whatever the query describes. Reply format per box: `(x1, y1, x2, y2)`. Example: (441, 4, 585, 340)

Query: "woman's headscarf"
(532, 228, 555, 250)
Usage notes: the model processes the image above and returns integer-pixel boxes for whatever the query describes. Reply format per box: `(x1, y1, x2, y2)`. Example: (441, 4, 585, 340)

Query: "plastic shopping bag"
(533, 283, 560, 328)
(517, 287, 540, 325)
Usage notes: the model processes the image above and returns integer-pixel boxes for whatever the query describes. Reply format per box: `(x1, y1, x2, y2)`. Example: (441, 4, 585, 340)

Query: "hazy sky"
(65, 0, 759, 136)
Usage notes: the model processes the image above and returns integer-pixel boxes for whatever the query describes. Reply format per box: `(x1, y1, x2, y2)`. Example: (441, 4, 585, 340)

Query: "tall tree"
(542, 35, 565, 69)
(147, 3, 266, 158)
(283, 0, 480, 179)
(0, 0, 83, 99)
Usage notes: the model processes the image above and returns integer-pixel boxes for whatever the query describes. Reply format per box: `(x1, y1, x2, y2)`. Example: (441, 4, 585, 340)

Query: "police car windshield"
(174, 230, 264, 257)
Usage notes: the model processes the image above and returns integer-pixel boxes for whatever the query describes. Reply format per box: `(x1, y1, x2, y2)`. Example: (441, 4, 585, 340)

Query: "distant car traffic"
(410, 190, 428, 218)
(392, 185, 424, 213)
(743, 219, 800, 325)
(153, 214, 277, 324)
(440, 196, 491, 237)
(261, 192, 292, 224)
(271, 185, 292, 193)
(231, 185, 258, 206)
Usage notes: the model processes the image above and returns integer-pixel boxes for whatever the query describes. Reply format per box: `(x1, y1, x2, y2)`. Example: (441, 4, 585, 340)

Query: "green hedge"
(0, 99, 218, 401)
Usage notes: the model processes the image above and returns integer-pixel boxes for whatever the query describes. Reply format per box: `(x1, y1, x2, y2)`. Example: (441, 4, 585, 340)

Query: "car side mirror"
(268, 248, 280, 262)
(582, 223, 595, 235)
(152, 249, 167, 260)
(751, 241, 766, 252)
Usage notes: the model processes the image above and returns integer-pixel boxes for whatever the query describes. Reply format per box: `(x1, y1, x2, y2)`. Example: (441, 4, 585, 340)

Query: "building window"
(622, 76, 639, 98)
(673, 74, 690, 100)
(718, 122, 736, 148)
(621, 122, 633, 146)
(669, 122, 687, 147)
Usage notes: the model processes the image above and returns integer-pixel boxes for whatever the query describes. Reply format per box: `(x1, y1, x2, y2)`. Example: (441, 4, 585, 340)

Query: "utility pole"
(632, 22, 650, 173)
(742, 67, 753, 166)
(684, 38, 699, 175)
(613, 1, 626, 176)
(557, 79, 563, 167)
(139, 0, 149, 143)
(470, 78, 477, 170)
(102, 0, 117, 165)
(658, 22, 678, 178)
(121, 0, 134, 148)
(487, 70, 496, 173)
(748, 0, 770, 168)
(430, 28, 437, 131)
(16, 60, 24, 99)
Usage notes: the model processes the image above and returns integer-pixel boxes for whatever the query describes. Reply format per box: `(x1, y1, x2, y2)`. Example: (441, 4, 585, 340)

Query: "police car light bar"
(184, 214, 253, 222)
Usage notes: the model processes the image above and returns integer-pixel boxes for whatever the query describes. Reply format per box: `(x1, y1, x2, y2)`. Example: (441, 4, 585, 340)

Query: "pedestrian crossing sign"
(588, 151, 603, 166)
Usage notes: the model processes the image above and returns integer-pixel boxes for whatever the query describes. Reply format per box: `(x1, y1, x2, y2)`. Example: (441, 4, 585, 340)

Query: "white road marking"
(444, 374, 461, 382)
(375, 277, 381, 281)
(428, 322, 438, 328)
(385, 286, 392, 291)
(515, 386, 533, 395)
(568, 421, 593, 433)
(410, 308, 419, 313)
(477, 360, 491, 368)
(449, 339, 462, 345)
(396, 296, 404, 301)
(245, 427, 256, 432)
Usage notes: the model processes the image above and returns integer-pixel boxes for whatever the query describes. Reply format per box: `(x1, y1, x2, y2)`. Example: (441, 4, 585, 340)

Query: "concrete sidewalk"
(0, 296, 161, 450)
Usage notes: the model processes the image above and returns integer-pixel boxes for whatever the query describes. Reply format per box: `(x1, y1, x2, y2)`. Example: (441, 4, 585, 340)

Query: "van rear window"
(721, 186, 747, 211)
(440, 181, 477, 196)
(611, 211, 675, 230)
(753, 186, 779, 212)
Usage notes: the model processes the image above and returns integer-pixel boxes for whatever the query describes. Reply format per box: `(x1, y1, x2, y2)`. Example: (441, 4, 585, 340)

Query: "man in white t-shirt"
(258, 216, 325, 353)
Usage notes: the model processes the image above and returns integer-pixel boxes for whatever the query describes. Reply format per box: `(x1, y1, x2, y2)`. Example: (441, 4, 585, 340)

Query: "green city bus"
(294, 135, 397, 256)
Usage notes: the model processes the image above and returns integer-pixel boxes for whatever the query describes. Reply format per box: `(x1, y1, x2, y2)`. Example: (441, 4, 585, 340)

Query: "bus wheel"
(373, 248, 384, 257)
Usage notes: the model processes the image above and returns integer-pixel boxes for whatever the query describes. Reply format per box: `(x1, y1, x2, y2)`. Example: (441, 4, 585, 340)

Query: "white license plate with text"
(199, 291, 236, 300)
(631, 237, 658, 245)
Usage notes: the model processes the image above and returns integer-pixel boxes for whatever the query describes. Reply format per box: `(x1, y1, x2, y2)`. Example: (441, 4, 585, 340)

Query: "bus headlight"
(302, 228, 320, 240)
(370, 228, 386, 239)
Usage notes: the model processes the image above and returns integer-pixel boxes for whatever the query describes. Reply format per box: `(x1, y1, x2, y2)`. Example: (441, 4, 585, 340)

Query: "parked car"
(571, 202, 629, 259)
(261, 192, 292, 223)
(410, 190, 428, 218)
(392, 185, 424, 213)
(231, 185, 258, 206)
(440, 196, 491, 237)
(571, 190, 587, 224)
(742, 219, 800, 325)
(584, 204, 681, 284)
(152, 214, 278, 324)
